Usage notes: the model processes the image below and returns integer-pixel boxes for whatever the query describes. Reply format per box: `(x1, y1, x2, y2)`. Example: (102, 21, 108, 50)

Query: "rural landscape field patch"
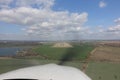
(89, 46, 120, 62)
(0, 43, 120, 80)
(32, 44, 94, 61)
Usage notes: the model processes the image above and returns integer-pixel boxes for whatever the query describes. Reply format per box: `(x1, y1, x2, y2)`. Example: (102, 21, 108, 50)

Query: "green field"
(0, 43, 95, 74)
(0, 59, 120, 80)
(0, 59, 83, 74)
(86, 62, 120, 80)
(0, 59, 32, 74)
(32, 44, 94, 60)
(0, 44, 120, 80)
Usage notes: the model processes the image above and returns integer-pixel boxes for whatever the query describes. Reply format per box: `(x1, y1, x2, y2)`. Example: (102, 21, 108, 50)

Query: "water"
(0, 47, 29, 56)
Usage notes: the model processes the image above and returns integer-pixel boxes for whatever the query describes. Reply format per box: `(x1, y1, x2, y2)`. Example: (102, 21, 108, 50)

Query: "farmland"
(0, 59, 120, 80)
(90, 46, 120, 62)
(0, 59, 33, 74)
(86, 62, 120, 80)
(0, 41, 120, 80)
(0, 59, 83, 74)
(0, 43, 95, 74)
(32, 44, 94, 60)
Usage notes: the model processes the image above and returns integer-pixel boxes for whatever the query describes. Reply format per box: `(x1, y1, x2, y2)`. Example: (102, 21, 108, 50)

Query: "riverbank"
(0, 47, 32, 57)
(0, 57, 12, 59)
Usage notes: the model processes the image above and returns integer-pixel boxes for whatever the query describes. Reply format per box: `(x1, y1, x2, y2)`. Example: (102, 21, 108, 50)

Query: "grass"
(0, 59, 120, 80)
(1, 44, 120, 80)
(32, 44, 95, 60)
(0, 59, 83, 74)
(0, 43, 94, 74)
(0, 59, 33, 74)
(86, 62, 120, 80)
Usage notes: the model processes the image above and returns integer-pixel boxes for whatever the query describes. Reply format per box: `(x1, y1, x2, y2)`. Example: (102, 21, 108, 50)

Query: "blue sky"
(0, 0, 120, 40)
(53, 0, 120, 27)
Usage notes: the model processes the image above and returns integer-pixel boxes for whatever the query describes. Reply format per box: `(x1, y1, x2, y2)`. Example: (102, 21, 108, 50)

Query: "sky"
(0, 0, 120, 40)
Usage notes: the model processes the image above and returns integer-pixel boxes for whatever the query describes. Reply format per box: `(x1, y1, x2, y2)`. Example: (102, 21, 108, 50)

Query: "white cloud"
(15, 0, 54, 10)
(0, 0, 13, 4)
(91, 19, 120, 39)
(77, 22, 120, 40)
(106, 18, 120, 35)
(88, 17, 120, 39)
(109, 18, 120, 33)
(1, 0, 119, 40)
(0, 0, 13, 9)
(0, 0, 54, 9)
(99, 1, 106, 8)
(0, 0, 88, 40)
(114, 18, 120, 24)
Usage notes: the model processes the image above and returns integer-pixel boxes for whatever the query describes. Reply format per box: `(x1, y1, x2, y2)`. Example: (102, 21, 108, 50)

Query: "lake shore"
(0, 57, 13, 59)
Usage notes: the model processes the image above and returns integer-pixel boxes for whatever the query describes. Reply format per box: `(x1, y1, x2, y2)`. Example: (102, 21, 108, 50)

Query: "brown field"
(98, 41, 120, 47)
(89, 46, 120, 62)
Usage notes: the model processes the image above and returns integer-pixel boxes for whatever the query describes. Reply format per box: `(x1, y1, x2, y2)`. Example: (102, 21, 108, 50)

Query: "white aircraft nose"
(0, 64, 92, 80)
(4, 79, 38, 80)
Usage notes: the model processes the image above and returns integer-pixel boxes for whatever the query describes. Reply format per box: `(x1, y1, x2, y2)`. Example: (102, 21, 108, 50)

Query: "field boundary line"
(90, 47, 98, 55)
(82, 47, 97, 73)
